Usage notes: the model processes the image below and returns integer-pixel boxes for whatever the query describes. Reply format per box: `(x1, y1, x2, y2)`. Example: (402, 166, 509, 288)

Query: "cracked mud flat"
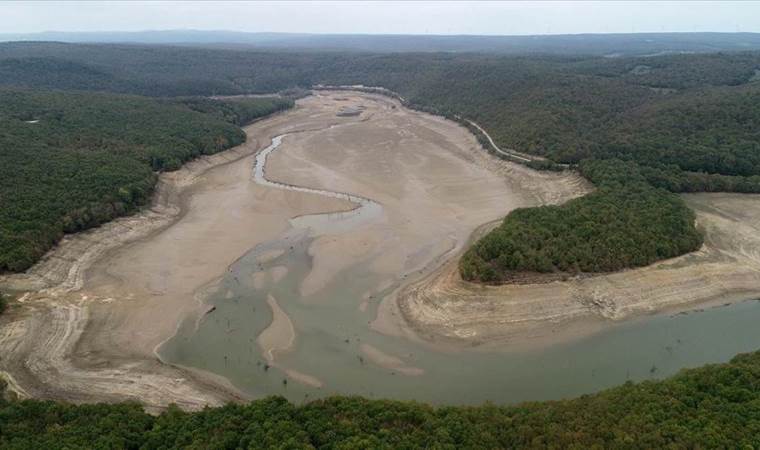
(2, 90, 759, 409)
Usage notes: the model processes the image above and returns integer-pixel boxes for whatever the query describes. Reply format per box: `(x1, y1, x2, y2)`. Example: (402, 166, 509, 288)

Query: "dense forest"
(1, 44, 758, 182)
(460, 160, 703, 281)
(0, 90, 292, 271)
(1, 42, 759, 275)
(1, 349, 758, 448)
(0, 41, 759, 449)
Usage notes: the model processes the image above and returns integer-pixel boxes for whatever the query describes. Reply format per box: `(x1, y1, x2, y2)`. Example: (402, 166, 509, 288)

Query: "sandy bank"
(258, 92, 591, 356)
(265, 93, 589, 319)
(360, 343, 424, 376)
(0, 89, 624, 408)
(398, 192, 760, 348)
(258, 294, 296, 362)
(0, 97, 361, 409)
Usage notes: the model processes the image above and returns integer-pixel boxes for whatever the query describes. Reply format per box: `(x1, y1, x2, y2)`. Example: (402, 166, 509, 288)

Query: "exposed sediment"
(3, 89, 755, 410)
(0, 123, 279, 409)
(397, 193, 760, 347)
(0, 97, 360, 409)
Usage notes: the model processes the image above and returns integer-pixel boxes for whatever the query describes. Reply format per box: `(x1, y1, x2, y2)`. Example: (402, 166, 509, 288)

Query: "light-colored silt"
(159, 133, 760, 406)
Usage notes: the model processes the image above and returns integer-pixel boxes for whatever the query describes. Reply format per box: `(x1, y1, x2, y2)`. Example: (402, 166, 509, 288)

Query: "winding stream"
(253, 134, 383, 233)
(158, 132, 760, 405)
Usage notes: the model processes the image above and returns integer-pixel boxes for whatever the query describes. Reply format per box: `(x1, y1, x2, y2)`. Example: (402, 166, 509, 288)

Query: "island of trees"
(460, 159, 704, 281)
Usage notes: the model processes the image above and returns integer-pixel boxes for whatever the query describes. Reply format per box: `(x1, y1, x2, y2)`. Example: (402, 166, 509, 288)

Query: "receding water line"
(252, 133, 383, 232)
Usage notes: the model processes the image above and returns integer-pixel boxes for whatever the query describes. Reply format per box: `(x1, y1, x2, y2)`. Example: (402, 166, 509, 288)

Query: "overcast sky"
(2, 1, 759, 35)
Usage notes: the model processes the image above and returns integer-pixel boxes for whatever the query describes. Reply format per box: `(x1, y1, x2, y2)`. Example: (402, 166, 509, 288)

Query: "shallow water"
(159, 135, 760, 405)
(254, 134, 383, 233)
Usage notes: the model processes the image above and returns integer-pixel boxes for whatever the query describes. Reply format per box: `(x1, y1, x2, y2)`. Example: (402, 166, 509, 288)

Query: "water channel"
(159, 134, 760, 405)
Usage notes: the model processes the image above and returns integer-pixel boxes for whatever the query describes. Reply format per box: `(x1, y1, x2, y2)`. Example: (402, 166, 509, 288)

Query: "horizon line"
(3, 29, 760, 38)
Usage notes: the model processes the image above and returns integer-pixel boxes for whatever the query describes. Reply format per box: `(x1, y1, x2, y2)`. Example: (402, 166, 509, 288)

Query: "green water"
(158, 227, 760, 405)
(158, 134, 760, 405)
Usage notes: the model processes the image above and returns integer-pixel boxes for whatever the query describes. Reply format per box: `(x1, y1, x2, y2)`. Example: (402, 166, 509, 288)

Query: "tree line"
(0, 89, 292, 272)
(460, 159, 703, 281)
(1, 42, 759, 276)
(1, 349, 758, 448)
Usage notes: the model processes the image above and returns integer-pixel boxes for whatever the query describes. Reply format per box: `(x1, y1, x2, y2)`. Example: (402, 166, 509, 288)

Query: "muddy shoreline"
(0, 100, 359, 409)
(2, 91, 759, 409)
(395, 193, 760, 350)
(0, 118, 284, 409)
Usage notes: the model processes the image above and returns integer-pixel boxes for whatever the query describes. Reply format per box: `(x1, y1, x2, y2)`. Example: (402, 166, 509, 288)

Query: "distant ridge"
(3, 30, 760, 55)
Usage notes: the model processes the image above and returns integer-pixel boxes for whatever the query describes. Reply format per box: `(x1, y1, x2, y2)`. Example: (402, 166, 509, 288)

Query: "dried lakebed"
(2, 91, 760, 409)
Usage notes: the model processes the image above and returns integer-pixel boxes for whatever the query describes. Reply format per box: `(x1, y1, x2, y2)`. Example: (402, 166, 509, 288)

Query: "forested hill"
(1, 40, 760, 449)
(2, 42, 760, 276)
(0, 91, 293, 272)
(460, 160, 704, 281)
(1, 349, 759, 448)
(1, 43, 759, 178)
